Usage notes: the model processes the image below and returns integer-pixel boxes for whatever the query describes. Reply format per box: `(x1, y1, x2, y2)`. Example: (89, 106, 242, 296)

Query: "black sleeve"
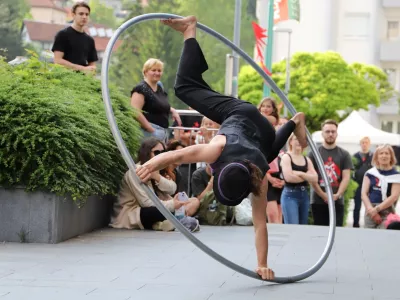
(51, 30, 67, 53)
(130, 83, 145, 97)
(87, 38, 98, 63)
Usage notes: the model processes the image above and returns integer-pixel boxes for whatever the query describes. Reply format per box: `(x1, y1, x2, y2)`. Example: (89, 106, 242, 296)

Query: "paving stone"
(0, 224, 399, 299)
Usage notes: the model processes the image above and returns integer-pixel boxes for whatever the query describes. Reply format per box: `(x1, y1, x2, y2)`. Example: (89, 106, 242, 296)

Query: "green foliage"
(0, 0, 30, 60)
(238, 64, 264, 106)
(110, 0, 182, 107)
(0, 55, 141, 202)
(89, 0, 118, 28)
(343, 179, 358, 226)
(110, 0, 257, 109)
(238, 51, 396, 132)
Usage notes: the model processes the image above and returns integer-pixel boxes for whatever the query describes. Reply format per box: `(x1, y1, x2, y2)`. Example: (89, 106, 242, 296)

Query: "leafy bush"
(0, 54, 141, 203)
(343, 179, 358, 226)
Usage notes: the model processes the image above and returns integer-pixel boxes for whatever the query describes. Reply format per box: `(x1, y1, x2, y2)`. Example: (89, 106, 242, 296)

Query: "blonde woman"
(130, 58, 182, 143)
(362, 144, 400, 229)
(280, 134, 318, 224)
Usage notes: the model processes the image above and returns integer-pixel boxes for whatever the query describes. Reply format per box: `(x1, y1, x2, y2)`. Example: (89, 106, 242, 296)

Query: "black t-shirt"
(131, 81, 171, 129)
(52, 26, 98, 66)
(308, 146, 353, 205)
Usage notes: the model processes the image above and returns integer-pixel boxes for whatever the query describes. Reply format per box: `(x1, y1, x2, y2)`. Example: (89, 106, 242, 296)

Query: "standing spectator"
(308, 120, 353, 227)
(362, 144, 400, 229)
(280, 135, 318, 224)
(258, 97, 279, 126)
(130, 58, 182, 143)
(52, 2, 97, 73)
(352, 136, 373, 227)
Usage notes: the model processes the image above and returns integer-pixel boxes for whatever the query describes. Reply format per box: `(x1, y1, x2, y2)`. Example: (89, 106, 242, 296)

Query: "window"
(387, 21, 399, 40)
(384, 68, 397, 88)
(382, 120, 393, 133)
(344, 13, 370, 38)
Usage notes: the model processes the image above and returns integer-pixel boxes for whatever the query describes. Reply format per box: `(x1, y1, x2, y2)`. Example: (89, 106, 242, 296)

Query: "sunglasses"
(152, 150, 165, 156)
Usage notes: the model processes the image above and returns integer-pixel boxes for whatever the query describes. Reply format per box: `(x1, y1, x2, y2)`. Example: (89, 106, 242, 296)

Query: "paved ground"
(1, 223, 399, 300)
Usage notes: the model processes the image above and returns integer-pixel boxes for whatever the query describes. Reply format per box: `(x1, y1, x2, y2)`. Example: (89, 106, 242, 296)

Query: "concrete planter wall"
(0, 187, 114, 243)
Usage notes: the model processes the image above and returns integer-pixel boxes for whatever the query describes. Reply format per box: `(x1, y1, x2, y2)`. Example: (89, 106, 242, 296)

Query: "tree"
(238, 51, 397, 132)
(89, 0, 117, 28)
(110, 0, 257, 109)
(0, 0, 30, 61)
(109, 0, 183, 107)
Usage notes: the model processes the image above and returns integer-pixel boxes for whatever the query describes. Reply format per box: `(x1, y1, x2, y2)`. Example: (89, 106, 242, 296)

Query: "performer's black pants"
(174, 38, 295, 163)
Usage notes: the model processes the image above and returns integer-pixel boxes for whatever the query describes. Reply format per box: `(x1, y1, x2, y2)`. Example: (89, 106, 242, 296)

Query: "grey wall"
(0, 187, 114, 243)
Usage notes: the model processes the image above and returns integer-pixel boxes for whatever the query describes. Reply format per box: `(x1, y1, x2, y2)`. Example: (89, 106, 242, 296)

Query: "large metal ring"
(101, 13, 336, 284)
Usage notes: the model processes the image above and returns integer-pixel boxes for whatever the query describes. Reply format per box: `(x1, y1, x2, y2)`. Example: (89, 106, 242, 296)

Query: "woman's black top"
(131, 81, 171, 129)
(283, 153, 308, 187)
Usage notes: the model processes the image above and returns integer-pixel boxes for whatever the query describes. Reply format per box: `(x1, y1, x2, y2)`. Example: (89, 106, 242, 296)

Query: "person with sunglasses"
(110, 137, 200, 232)
(136, 16, 308, 281)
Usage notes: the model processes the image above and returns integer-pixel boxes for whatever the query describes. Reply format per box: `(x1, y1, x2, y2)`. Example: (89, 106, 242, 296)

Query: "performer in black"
(137, 16, 308, 281)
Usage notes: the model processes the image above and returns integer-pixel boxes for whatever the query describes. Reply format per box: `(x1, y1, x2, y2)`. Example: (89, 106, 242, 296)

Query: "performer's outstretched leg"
(162, 17, 270, 128)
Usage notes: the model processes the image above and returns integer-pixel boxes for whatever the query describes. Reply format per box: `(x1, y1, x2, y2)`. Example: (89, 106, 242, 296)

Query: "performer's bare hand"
(136, 164, 153, 183)
(256, 266, 275, 280)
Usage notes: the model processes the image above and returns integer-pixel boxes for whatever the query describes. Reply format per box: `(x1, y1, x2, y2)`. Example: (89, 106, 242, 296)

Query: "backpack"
(197, 191, 235, 226)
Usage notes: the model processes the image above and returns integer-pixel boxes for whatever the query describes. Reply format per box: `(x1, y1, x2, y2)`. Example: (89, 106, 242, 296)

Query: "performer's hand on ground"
(256, 266, 275, 280)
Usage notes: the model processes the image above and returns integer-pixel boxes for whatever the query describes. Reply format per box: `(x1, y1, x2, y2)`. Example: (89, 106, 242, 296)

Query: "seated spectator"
(169, 137, 197, 196)
(196, 116, 220, 145)
(110, 137, 200, 232)
(191, 164, 213, 200)
(165, 139, 186, 194)
(362, 144, 400, 229)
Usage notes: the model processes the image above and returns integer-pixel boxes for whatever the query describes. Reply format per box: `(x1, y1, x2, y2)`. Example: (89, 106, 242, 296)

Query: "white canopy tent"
(311, 111, 400, 154)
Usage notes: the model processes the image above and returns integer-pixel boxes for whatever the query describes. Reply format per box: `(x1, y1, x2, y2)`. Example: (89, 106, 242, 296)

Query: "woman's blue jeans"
(141, 122, 169, 144)
(281, 185, 310, 225)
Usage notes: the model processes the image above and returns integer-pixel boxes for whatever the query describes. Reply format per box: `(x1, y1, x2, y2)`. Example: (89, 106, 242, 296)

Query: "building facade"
(257, 0, 400, 134)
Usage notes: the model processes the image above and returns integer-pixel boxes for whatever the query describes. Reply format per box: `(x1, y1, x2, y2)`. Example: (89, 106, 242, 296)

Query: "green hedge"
(0, 54, 141, 203)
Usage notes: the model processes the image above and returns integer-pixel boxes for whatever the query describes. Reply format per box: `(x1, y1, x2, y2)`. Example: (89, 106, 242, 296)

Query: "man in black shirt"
(52, 1, 98, 72)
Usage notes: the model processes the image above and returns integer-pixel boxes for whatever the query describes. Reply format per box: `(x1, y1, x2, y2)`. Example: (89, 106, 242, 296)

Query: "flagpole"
(263, 0, 274, 97)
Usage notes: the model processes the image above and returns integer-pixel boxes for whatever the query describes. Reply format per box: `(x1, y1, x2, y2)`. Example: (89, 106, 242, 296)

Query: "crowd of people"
(107, 54, 400, 233)
(50, 8, 400, 280)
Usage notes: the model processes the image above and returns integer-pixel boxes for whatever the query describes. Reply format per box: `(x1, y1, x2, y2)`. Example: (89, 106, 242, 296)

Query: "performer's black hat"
(213, 161, 252, 206)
